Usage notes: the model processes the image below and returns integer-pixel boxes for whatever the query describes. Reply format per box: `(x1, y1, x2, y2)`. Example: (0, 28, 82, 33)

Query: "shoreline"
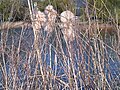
(0, 21, 119, 33)
(0, 21, 31, 30)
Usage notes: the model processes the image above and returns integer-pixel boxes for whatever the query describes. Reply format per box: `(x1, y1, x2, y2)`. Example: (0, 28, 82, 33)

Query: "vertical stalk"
(1, 30, 9, 89)
(66, 40, 78, 90)
(50, 44, 52, 70)
(49, 44, 52, 89)
(27, 0, 45, 84)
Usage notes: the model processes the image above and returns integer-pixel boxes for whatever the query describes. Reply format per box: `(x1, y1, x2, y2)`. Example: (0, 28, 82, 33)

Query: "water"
(75, 0, 86, 16)
(0, 27, 120, 89)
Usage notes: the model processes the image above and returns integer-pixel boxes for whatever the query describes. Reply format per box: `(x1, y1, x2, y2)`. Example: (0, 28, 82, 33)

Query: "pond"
(0, 27, 120, 89)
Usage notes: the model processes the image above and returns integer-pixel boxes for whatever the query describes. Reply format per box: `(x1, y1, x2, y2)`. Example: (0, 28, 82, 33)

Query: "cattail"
(44, 5, 57, 32)
(34, 11, 47, 30)
(60, 10, 75, 41)
(33, 6, 46, 30)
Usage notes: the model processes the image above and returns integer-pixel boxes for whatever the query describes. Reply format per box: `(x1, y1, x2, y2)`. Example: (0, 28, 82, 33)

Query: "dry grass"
(0, 0, 120, 90)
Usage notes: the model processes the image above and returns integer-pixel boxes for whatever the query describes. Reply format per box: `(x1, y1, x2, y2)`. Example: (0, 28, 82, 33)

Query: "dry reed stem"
(27, 0, 45, 85)
(0, 0, 119, 89)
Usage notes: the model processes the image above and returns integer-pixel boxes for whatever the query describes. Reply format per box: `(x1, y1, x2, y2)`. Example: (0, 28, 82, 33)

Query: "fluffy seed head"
(60, 10, 75, 23)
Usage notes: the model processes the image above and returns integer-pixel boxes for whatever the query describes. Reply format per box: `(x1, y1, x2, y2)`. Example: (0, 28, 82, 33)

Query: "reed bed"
(0, 0, 120, 90)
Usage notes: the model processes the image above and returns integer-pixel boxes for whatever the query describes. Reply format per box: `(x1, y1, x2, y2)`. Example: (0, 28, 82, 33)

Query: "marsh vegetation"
(0, 0, 120, 90)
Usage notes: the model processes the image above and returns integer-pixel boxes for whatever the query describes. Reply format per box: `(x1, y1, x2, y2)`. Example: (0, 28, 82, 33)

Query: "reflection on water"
(0, 27, 120, 89)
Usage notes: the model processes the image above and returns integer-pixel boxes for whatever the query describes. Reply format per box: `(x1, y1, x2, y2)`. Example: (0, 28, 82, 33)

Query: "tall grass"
(0, 0, 120, 90)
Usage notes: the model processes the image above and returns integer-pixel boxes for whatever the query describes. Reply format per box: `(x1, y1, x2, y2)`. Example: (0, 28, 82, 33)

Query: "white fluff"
(36, 11, 46, 22)
(44, 5, 57, 32)
(60, 10, 75, 41)
(34, 11, 47, 30)
(44, 5, 57, 22)
(44, 5, 54, 14)
(60, 10, 75, 23)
